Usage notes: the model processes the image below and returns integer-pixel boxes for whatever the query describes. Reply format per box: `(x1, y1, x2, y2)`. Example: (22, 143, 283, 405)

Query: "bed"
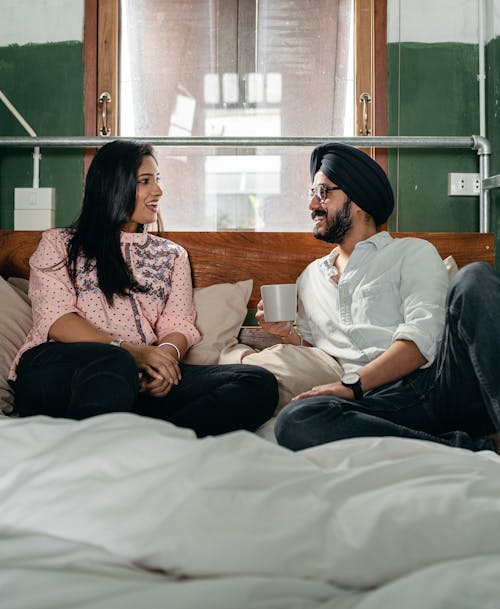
(1, 229, 500, 609)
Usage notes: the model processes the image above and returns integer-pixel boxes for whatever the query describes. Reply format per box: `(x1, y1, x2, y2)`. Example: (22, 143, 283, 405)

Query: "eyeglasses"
(308, 184, 342, 202)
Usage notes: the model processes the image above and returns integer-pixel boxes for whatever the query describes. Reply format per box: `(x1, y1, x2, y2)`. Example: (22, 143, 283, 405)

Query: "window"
(84, 0, 386, 231)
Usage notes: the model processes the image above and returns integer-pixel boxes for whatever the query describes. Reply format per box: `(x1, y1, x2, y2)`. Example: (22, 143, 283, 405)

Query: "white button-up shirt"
(296, 231, 449, 373)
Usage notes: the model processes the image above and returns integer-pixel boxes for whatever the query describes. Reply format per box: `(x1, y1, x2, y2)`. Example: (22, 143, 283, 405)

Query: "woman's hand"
(292, 381, 354, 401)
(123, 343, 181, 397)
(140, 374, 174, 398)
(255, 299, 293, 337)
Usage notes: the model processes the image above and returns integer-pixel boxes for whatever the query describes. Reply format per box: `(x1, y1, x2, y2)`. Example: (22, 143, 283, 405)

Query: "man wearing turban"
(256, 142, 500, 454)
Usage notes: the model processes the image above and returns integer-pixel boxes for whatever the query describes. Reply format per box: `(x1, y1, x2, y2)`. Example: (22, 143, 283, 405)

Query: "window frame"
(84, 0, 387, 168)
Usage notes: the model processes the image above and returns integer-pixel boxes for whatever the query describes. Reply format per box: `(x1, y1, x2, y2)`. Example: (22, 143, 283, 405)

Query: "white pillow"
(184, 279, 253, 365)
(0, 277, 33, 415)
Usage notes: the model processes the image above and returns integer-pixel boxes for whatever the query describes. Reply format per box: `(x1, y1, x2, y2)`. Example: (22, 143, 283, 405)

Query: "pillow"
(219, 342, 343, 414)
(443, 255, 459, 280)
(184, 279, 253, 365)
(8, 276, 30, 305)
(8, 276, 29, 295)
(0, 277, 33, 415)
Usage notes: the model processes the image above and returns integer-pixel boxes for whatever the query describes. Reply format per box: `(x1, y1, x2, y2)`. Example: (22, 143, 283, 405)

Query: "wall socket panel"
(448, 173, 481, 196)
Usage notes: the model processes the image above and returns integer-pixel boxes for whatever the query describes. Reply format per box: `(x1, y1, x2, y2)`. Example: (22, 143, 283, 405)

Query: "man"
(258, 142, 499, 453)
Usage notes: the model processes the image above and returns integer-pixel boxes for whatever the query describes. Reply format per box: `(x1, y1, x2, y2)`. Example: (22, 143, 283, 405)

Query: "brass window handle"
(359, 92, 372, 136)
(98, 91, 111, 136)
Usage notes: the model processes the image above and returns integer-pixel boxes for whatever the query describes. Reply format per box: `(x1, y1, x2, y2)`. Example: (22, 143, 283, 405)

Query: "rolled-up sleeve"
(155, 247, 201, 347)
(392, 242, 448, 366)
(28, 230, 83, 344)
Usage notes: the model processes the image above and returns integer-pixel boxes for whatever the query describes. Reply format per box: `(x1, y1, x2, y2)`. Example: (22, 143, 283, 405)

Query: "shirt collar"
(319, 231, 393, 278)
(120, 229, 149, 245)
(355, 230, 393, 251)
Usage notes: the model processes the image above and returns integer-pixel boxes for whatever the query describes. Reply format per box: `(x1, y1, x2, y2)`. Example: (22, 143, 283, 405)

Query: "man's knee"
(450, 261, 495, 294)
(275, 396, 345, 450)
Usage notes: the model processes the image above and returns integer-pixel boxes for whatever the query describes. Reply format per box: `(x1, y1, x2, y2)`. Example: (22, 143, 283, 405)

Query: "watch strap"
(341, 375, 363, 400)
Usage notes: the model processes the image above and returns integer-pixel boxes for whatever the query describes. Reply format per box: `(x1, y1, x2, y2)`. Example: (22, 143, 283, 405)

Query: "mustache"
(311, 209, 328, 220)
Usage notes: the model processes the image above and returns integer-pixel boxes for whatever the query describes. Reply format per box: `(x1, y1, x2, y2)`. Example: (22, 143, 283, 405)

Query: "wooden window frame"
(84, 0, 387, 166)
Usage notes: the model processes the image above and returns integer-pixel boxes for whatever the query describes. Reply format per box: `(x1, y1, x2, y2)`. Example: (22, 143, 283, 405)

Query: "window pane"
(120, 0, 354, 231)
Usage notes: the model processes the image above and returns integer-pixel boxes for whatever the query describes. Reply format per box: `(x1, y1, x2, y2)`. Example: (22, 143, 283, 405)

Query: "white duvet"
(1, 413, 499, 609)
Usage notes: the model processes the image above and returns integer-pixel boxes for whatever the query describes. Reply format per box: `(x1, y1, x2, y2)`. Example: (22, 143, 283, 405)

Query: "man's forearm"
(357, 339, 427, 393)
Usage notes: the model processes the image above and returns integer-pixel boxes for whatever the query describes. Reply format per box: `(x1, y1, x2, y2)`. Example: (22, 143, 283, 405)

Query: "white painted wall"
(0, 0, 84, 45)
(387, 0, 499, 44)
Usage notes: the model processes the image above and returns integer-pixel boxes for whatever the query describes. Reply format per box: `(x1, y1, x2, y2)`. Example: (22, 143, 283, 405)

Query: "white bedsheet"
(1, 413, 499, 608)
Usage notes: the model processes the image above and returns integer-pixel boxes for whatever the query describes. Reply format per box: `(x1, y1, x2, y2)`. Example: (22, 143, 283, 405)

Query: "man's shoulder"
(389, 235, 440, 256)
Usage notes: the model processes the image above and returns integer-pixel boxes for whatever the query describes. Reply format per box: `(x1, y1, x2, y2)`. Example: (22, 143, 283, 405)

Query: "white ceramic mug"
(260, 283, 297, 322)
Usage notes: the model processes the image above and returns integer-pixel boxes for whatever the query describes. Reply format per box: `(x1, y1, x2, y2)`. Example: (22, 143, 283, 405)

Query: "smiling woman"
(9, 139, 279, 435)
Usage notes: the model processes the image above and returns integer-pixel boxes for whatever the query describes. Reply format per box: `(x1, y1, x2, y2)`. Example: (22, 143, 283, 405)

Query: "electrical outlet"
(448, 173, 481, 196)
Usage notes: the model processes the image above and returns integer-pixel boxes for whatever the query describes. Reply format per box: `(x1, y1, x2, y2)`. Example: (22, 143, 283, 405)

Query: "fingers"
(136, 346, 182, 386)
(291, 385, 330, 401)
(141, 376, 173, 397)
(131, 344, 186, 395)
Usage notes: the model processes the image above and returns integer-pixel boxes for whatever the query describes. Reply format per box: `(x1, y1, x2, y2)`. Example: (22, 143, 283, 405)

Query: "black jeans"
(275, 262, 500, 452)
(13, 342, 278, 437)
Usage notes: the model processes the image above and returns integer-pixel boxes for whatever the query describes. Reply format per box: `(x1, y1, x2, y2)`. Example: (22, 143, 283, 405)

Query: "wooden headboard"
(0, 230, 494, 308)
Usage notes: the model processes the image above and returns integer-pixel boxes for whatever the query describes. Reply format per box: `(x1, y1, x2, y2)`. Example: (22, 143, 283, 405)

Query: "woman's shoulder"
(31, 228, 73, 267)
(146, 233, 187, 257)
(40, 227, 73, 245)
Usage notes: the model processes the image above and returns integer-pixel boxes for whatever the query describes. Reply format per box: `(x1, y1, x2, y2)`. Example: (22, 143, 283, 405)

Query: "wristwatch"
(340, 372, 363, 400)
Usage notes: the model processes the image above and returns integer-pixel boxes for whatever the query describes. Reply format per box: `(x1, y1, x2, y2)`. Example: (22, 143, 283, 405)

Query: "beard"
(312, 200, 352, 244)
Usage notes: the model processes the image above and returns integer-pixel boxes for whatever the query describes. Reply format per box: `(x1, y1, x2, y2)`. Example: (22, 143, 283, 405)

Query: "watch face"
(342, 372, 360, 385)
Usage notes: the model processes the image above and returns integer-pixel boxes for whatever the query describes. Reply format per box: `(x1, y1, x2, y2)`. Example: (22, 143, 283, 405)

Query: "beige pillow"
(7, 277, 30, 305)
(0, 277, 33, 415)
(443, 255, 459, 280)
(219, 342, 343, 414)
(8, 276, 29, 295)
(184, 279, 253, 365)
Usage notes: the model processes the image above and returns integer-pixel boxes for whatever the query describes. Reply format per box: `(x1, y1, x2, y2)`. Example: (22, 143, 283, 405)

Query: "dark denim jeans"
(275, 262, 500, 452)
(13, 341, 278, 437)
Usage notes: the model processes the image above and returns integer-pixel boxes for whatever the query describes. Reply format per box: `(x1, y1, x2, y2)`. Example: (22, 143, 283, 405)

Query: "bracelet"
(158, 341, 181, 360)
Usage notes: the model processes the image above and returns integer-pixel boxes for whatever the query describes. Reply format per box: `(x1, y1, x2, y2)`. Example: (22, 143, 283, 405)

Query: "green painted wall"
(0, 41, 84, 229)
(387, 42, 480, 233)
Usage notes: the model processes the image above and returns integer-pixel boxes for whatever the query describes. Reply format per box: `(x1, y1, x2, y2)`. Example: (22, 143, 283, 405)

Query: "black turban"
(310, 143, 394, 225)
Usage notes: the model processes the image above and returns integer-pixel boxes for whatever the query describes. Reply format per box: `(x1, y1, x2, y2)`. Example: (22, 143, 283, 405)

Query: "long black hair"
(67, 139, 156, 304)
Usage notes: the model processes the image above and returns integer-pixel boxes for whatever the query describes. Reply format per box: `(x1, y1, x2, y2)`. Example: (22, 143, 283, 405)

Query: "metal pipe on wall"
(0, 134, 493, 232)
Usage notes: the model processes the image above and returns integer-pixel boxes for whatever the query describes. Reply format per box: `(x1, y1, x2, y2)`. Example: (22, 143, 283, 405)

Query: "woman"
(10, 140, 278, 436)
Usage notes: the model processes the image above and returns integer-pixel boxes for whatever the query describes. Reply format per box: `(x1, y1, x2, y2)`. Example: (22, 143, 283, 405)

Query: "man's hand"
(255, 299, 292, 337)
(292, 381, 354, 401)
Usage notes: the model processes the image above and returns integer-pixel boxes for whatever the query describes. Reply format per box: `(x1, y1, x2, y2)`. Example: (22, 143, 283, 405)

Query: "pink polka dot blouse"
(9, 228, 201, 380)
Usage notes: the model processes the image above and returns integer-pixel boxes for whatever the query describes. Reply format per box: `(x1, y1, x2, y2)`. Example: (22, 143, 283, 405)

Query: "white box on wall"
(14, 187, 56, 230)
(15, 187, 55, 210)
(14, 209, 55, 230)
